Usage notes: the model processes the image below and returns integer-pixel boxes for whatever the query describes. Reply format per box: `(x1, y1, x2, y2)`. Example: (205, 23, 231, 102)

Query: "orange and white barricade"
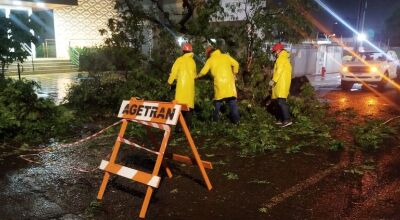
(97, 98, 213, 218)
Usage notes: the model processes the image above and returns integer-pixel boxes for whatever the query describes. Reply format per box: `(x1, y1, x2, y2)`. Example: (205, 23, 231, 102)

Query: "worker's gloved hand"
(269, 80, 276, 87)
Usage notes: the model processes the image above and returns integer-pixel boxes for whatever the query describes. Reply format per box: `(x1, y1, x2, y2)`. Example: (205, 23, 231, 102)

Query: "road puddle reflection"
(9, 73, 80, 104)
(333, 93, 381, 116)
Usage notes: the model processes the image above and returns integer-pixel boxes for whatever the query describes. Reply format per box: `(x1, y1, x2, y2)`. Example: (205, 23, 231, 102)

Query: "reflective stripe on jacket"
(198, 50, 239, 100)
(272, 50, 292, 99)
(168, 52, 196, 108)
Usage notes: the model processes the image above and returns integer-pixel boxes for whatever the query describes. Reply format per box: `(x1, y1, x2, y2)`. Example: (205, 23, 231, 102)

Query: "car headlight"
(342, 67, 348, 72)
(370, 66, 378, 73)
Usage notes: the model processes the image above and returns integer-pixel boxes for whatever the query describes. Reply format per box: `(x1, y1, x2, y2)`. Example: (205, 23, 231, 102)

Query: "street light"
(177, 37, 185, 46)
(357, 33, 367, 42)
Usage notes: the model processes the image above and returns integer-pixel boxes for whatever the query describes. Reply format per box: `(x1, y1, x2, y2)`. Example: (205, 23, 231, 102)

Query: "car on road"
(340, 50, 399, 90)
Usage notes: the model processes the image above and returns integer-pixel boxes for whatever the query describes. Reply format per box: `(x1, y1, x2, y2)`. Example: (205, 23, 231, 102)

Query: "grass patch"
(258, 207, 269, 213)
(84, 200, 103, 219)
(248, 179, 271, 184)
(353, 119, 398, 150)
(223, 172, 239, 180)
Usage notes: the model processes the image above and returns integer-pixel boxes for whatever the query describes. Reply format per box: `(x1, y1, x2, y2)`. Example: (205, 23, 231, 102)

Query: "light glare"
(177, 37, 185, 46)
(36, 2, 46, 8)
(314, 0, 399, 65)
(357, 33, 367, 42)
(370, 66, 378, 73)
(12, 1, 23, 6)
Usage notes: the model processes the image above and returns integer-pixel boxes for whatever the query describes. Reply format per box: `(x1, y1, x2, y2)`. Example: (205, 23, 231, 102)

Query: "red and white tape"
(53, 120, 123, 150)
(19, 118, 171, 173)
(128, 119, 171, 131)
(117, 136, 161, 155)
(19, 120, 123, 169)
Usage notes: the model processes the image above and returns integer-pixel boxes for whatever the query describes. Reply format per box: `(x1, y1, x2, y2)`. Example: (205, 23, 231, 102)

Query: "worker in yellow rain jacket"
(168, 43, 196, 129)
(269, 42, 292, 127)
(197, 46, 240, 124)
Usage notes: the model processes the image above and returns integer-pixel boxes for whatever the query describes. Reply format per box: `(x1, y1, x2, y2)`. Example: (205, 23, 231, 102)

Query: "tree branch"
(179, 0, 195, 32)
(150, 0, 174, 27)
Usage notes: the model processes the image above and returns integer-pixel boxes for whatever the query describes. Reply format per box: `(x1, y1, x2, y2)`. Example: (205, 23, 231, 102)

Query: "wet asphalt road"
(317, 82, 400, 118)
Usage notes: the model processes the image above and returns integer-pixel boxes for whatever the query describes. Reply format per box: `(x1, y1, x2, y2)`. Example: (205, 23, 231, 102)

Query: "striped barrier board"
(99, 160, 161, 188)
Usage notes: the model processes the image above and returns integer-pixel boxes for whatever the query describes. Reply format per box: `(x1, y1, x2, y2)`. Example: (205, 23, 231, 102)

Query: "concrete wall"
(290, 45, 318, 77)
(325, 45, 343, 73)
(290, 44, 343, 76)
(53, 0, 116, 58)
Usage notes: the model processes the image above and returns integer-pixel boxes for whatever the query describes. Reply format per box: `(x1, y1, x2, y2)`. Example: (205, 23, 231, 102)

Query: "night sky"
(315, 0, 400, 39)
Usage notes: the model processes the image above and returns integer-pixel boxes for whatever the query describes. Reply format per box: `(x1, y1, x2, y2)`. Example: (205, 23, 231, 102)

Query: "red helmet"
(181, 43, 193, 52)
(205, 46, 215, 58)
(272, 43, 284, 53)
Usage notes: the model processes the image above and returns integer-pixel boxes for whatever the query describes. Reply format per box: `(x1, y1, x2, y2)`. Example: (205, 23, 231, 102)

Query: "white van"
(340, 50, 399, 90)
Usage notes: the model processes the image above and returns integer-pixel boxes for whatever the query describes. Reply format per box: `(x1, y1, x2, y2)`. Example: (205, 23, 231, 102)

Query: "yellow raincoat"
(168, 52, 196, 108)
(198, 50, 239, 100)
(272, 50, 292, 99)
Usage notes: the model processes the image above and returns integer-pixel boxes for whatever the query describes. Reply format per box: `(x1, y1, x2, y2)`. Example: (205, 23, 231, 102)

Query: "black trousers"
(213, 97, 240, 124)
(273, 98, 291, 122)
(176, 109, 193, 132)
(182, 110, 193, 127)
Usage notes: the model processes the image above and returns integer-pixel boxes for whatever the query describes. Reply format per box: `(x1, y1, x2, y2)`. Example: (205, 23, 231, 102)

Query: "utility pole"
(355, 0, 367, 52)
(361, 0, 367, 35)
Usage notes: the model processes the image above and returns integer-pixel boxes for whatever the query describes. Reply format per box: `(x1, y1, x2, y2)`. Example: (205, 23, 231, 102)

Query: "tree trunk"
(1, 62, 5, 80)
(243, 23, 255, 87)
(242, 58, 252, 86)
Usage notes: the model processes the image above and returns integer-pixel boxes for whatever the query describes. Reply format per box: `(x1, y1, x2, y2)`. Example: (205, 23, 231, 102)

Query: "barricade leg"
(97, 172, 110, 200)
(165, 153, 213, 169)
(145, 126, 173, 178)
(139, 128, 171, 218)
(162, 161, 173, 178)
(179, 114, 213, 190)
(97, 120, 128, 200)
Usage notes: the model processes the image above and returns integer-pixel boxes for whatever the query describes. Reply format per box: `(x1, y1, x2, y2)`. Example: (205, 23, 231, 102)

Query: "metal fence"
(36, 39, 56, 58)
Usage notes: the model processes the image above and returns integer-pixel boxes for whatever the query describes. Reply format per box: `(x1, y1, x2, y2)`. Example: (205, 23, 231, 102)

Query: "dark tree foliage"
(0, 79, 73, 144)
(78, 0, 317, 105)
(95, 0, 316, 99)
(385, 8, 400, 47)
(95, 0, 148, 79)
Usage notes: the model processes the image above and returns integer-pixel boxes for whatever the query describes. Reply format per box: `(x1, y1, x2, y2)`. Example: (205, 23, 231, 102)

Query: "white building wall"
(53, 0, 116, 58)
